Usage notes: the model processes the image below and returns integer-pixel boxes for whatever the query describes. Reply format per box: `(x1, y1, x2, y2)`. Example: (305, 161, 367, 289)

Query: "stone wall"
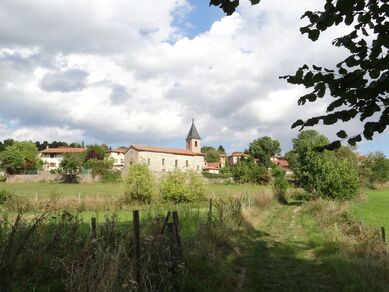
(5, 171, 100, 184)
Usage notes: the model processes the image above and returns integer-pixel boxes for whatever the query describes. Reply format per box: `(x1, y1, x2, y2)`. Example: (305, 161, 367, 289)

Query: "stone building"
(107, 148, 127, 170)
(40, 147, 85, 170)
(124, 120, 205, 173)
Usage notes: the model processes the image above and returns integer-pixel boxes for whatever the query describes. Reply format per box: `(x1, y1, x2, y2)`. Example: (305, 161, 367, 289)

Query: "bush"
(123, 164, 154, 203)
(272, 166, 288, 204)
(101, 170, 122, 183)
(0, 189, 11, 204)
(188, 171, 205, 201)
(315, 153, 360, 200)
(0, 173, 6, 182)
(58, 154, 83, 183)
(231, 157, 270, 185)
(360, 152, 389, 188)
(160, 170, 205, 203)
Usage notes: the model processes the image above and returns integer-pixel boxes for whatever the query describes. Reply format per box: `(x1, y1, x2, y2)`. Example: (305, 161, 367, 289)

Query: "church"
(124, 120, 206, 173)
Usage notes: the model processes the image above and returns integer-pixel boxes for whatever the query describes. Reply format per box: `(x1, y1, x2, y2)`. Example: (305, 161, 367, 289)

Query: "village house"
(40, 146, 85, 170)
(108, 148, 127, 170)
(228, 151, 250, 166)
(124, 120, 206, 173)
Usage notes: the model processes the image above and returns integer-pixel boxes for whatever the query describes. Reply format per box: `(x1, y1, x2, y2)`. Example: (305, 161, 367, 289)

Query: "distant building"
(228, 152, 250, 166)
(124, 120, 205, 173)
(40, 146, 84, 170)
(108, 148, 127, 169)
(219, 153, 227, 168)
(203, 162, 221, 174)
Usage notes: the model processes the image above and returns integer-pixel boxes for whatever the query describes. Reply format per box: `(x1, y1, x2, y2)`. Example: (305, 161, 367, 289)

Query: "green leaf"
(308, 29, 320, 41)
(336, 130, 348, 139)
(291, 119, 304, 129)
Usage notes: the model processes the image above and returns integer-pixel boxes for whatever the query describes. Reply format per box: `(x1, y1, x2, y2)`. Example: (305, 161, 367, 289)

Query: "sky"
(0, 0, 387, 156)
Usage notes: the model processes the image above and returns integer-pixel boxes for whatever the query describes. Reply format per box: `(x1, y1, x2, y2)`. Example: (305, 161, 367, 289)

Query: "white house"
(108, 148, 127, 169)
(124, 120, 206, 173)
(40, 147, 85, 170)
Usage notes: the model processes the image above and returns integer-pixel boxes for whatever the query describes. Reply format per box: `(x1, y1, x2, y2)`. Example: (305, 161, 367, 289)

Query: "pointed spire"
(186, 119, 201, 140)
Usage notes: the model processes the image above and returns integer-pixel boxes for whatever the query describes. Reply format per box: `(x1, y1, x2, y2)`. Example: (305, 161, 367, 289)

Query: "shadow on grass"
(227, 217, 389, 292)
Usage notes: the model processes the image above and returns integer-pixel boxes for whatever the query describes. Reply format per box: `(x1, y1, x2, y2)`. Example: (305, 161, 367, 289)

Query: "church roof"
(129, 144, 205, 156)
(186, 119, 201, 140)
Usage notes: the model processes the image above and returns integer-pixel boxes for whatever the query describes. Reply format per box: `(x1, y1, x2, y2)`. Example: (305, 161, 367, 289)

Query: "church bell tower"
(186, 119, 201, 153)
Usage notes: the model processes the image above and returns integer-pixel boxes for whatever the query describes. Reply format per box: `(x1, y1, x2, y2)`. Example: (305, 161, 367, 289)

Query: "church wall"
(137, 151, 205, 172)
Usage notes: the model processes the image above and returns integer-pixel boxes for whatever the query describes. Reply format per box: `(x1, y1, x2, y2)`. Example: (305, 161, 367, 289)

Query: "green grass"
(353, 188, 389, 229)
(0, 182, 264, 199)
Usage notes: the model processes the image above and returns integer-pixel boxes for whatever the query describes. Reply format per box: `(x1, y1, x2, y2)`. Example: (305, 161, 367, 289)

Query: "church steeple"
(186, 119, 201, 153)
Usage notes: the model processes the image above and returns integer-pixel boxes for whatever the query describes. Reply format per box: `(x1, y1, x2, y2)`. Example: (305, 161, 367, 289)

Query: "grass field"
(0, 182, 264, 198)
(353, 188, 389, 229)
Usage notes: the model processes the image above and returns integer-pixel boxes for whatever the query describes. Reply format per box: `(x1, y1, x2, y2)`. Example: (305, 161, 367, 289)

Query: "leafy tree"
(201, 146, 220, 163)
(0, 141, 42, 174)
(360, 152, 389, 187)
(287, 130, 359, 199)
(58, 154, 83, 183)
(85, 144, 106, 161)
(286, 130, 329, 190)
(217, 145, 226, 153)
(123, 164, 155, 203)
(232, 156, 270, 184)
(212, 0, 389, 147)
(85, 158, 114, 177)
(249, 136, 281, 168)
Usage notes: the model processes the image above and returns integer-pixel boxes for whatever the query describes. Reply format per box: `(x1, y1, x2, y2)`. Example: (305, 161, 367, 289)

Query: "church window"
(148, 158, 150, 165)
(186, 160, 189, 167)
(162, 159, 165, 166)
(197, 165, 199, 171)
(175, 160, 178, 168)
(195, 141, 198, 147)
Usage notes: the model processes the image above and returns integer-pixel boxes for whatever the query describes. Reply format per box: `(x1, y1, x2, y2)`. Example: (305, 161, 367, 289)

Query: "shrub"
(160, 170, 205, 203)
(0, 189, 10, 204)
(231, 157, 270, 184)
(0, 173, 6, 182)
(58, 154, 83, 183)
(160, 171, 190, 203)
(315, 153, 360, 200)
(188, 171, 205, 201)
(123, 164, 154, 203)
(272, 166, 288, 204)
(360, 152, 389, 188)
(101, 170, 122, 183)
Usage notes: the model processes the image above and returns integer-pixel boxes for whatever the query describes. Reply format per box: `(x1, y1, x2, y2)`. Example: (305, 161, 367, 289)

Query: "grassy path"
(236, 203, 337, 291)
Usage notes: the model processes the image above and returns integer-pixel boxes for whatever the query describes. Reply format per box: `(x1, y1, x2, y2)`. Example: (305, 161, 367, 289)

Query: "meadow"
(0, 182, 262, 198)
(353, 187, 389, 229)
(1, 182, 389, 291)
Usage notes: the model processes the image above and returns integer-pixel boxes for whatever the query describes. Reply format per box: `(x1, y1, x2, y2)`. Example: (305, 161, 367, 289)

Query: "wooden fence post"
(133, 210, 141, 286)
(91, 217, 97, 240)
(208, 198, 213, 221)
(381, 226, 387, 255)
(161, 211, 171, 234)
(172, 211, 182, 258)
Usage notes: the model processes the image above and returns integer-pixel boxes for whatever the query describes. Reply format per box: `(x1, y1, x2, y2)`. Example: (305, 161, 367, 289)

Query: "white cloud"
(0, 0, 381, 153)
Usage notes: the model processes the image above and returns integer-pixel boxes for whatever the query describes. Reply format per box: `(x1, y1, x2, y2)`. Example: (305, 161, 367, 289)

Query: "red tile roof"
(40, 147, 85, 154)
(130, 144, 205, 156)
(276, 159, 289, 168)
(109, 148, 127, 154)
(206, 162, 220, 169)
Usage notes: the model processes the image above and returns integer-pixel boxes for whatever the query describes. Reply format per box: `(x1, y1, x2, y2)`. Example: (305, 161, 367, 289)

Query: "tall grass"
(0, 191, 271, 291)
(301, 198, 389, 291)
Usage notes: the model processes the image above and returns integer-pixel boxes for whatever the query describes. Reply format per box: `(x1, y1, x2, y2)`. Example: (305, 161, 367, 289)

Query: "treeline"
(0, 139, 85, 152)
(219, 131, 389, 201)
